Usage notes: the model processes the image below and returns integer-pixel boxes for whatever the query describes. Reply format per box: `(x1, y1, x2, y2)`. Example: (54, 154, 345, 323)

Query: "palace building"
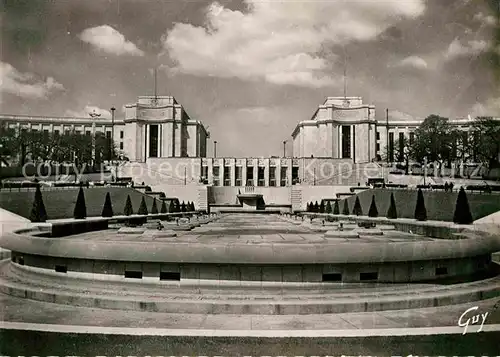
(0, 94, 489, 188)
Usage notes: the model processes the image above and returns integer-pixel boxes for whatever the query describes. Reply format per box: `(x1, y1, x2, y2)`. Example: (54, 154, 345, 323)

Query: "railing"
(244, 186, 255, 193)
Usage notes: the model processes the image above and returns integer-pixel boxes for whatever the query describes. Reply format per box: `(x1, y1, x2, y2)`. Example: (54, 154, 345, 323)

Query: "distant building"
(291, 97, 377, 163)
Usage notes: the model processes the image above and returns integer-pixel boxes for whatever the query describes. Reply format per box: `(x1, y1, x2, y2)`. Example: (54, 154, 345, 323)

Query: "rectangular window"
(235, 166, 242, 186)
(269, 167, 276, 187)
(388, 132, 394, 162)
(55, 265, 67, 273)
(86, 130, 91, 136)
(398, 132, 405, 162)
(376, 131, 380, 140)
(54, 129, 60, 136)
(106, 131, 112, 139)
(213, 166, 220, 186)
(257, 167, 265, 186)
(202, 166, 208, 180)
(119, 142, 124, 150)
(125, 271, 143, 279)
(322, 273, 342, 282)
(376, 143, 380, 152)
(43, 129, 49, 137)
(223, 167, 231, 186)
(360, 272, 378, 281)
(409, 132, 415, 146)
(342, 126, 351, 159)
(280, 167, 287, 186)
(148, 124, 158, 158)
(246, 166, 254, 186)
(120, 130, 124, 139)
(292, 166, 299, 184)
(160, 272, 180, 281)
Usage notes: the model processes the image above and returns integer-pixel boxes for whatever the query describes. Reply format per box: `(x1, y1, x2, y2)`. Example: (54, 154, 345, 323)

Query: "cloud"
(79, 25, 144, 56)
(473, 12, 496, 26)
(445, 38, 489, 60)
(396, 55, 428, 70)
(470, 98, 500, 117)
(0, 62, 64, 99)
(64, 105, 112, 119)
(163, 0, 426, 87)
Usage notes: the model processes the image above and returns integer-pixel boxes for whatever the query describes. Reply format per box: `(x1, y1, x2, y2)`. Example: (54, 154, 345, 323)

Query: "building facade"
(124, 96, 208, 161)
(291, 97, 377, 163)
(375, 116, 477, 163)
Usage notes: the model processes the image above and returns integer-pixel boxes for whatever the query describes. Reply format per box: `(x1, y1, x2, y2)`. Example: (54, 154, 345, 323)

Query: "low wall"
(340, 189, 500, 222)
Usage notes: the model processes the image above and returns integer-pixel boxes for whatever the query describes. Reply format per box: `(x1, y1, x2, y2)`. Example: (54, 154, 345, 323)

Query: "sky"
(1, 0, 499, 157)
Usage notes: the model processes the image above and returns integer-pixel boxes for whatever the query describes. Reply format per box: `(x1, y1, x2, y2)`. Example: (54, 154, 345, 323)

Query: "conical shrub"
(160, 200, 167, 214)
(181, 201, 187, 212)
(414, 189, 427, 221)
(73, 186, 87, 219)
(333, 200, 340, 215)
(325, 201, 332, 214)
(314, 201, 319, 212)
(368, 195, 378, 217)
(168, 200, 175, 213)
(453, 187, 473, 224)
(123, 195, 133, 216)
(386, 192, 398, 219)
(306, 202, 311, 212)
(319, 200, 325, 213)
(151, 198, 159, 214)
(138, 196, 148, 215)
(352, 196, 363, 216)
(190, 201, 196, 211)
(101, 192, 114, 217)
(342, 200, 350, 215)
(29, 185, 48, 222)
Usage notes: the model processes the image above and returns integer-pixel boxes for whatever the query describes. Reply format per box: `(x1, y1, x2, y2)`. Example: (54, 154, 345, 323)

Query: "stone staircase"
(197, 186, 208, 211)
(291, 187, 302, 212)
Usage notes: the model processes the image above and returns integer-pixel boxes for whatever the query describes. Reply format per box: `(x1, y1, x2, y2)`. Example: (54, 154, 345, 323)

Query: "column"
(242, 160, 247, 187)
(351, 125, 355, 161)
(286, 158, 292, 186)
(219, 159, 224, 185)
(276, 159, 282, 187)
(264, 159, 270, 187)
(145, 124, 150, 159)
(253, 160, 258, 187)
(338, 125, 342, 159)
(230, 159, 236, 186)
(207, 158, 213, 184)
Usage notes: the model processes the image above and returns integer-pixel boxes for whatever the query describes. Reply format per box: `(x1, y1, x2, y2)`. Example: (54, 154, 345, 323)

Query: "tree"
(325, 201, 332, 214)
(386, 192, 398, 219)
(160, 200, 167, 214)
(319, 200, 325, 213)
(151, 198, 159, 214)
(306, 202, 311, 212)
(412, 115, 455, 167)
(333, 200, 340, 214)
(190, 201, 196, 211)
(342, 200, 350, 215)
(123, 195, 134, 216)
(181, 201, 187, 212)
(101, 192, 114, 217)
(352, 196, 363, 216)
(138, 197, 148, 215)
(453, 187, 473, 224)
(414, 189, 427, 221)
(73, 186, 87, 219)
(314, 201, 319, 213)
(29, 185, 48, 222)
(168, 200, 175, 213)
(368, 195, 378, 217)
(469, 117, 500, 168)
